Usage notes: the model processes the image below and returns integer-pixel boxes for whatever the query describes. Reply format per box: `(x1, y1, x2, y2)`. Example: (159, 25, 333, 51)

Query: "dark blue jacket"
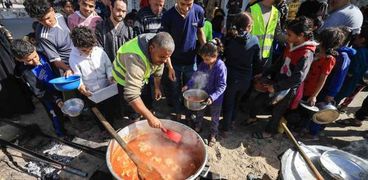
(321, 46, 356, 98)
(15, 53, 62, 104)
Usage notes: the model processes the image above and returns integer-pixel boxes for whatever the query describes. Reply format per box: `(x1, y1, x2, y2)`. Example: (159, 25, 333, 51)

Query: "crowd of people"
(0, 0, 368, 146)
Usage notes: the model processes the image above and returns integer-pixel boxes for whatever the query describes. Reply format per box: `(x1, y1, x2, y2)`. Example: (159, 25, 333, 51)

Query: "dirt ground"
(0, 92, 367, 180)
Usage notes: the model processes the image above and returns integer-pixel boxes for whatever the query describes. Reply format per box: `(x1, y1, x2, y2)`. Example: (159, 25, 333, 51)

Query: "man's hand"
(64, 69, 73, 77)
(307, 96, 317, 106)
(147, 116, 162, 128)
(168, 67, 176, 82)
(154, 88, 162, 101)
(78, 84, 92, 97)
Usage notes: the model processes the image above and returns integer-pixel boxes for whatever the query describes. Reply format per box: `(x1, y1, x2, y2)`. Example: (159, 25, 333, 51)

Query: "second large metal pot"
(183, 89, 209, 111)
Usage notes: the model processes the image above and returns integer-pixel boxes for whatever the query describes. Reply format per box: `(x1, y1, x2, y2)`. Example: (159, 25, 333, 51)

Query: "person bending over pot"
(112, 32, 175, 128)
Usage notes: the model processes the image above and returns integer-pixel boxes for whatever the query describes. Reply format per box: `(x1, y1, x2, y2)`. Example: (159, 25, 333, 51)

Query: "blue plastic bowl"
(49, 75, 81, 91)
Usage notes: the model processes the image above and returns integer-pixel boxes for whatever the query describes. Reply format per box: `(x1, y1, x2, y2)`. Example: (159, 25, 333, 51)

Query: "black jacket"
(95, 19, 135, 62)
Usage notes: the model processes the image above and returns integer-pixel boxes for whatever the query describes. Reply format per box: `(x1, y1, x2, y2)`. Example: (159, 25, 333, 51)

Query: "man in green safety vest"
(112, 32, 175, 128)
(249, 0, 281, 71)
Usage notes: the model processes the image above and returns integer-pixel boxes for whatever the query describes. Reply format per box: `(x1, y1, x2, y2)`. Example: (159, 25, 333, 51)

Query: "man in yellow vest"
(249, 0, 281, 70)
(112, 32, 175, 128)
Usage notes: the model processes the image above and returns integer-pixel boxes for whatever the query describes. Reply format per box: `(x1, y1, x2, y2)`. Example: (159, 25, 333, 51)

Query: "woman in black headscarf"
(0, 25, 34, 118)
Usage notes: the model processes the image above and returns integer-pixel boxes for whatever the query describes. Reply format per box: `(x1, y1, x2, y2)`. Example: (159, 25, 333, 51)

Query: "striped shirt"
(134, 6, 165, 34)
(36, 13, 73, 64)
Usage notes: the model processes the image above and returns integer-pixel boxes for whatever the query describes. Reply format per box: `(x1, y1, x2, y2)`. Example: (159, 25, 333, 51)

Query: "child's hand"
(182, 86, 188, 92)
(56, 100, 64, 108)
(78, 84, 92, 97)
(206, 98, 213, 105)
(265, 84, 275, 93)
(64, 69, 73, 78)
(307, 96, 317, 106)
(109, 77, 115, 84)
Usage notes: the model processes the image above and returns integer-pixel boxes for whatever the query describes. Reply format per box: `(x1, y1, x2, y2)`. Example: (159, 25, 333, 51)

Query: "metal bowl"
(312, 102, 339, 124)
(320, 150, 368, 180)
(61, 98, 84, 117)
(183, 89, 209, 111)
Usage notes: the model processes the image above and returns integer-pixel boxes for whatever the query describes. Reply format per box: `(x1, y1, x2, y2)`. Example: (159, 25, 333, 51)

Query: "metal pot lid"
(320, 150, 368, 180)
(281, 145, 334, 180)
(312, 109, 340, 124)
(299, 100, 319, 112)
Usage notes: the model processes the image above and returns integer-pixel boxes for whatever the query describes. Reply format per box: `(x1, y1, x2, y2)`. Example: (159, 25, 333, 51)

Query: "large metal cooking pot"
(312, 102, 340, 124)
(281, 145, 335, 180)
(183, 89, 209, 111)
(106, 119, 208, 180)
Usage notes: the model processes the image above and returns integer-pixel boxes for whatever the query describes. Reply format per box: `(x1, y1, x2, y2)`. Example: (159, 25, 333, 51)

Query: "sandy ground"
(0, 92, 367, 180)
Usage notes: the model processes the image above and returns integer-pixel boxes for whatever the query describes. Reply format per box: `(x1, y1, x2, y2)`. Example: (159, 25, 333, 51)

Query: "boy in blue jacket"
(11, 39, 66, 137)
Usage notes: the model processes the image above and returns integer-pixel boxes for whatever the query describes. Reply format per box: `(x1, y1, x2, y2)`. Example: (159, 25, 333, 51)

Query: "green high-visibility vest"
(251, 3, 279, 59)
(112, 37, 151, 86)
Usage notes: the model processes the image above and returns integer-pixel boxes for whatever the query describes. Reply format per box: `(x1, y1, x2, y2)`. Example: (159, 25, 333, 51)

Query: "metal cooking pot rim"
(106, 120, 208, 180)
(183, 89, 208, 99)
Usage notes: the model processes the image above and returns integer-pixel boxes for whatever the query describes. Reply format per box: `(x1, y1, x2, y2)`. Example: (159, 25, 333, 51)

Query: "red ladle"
(161, 127, 182, 143)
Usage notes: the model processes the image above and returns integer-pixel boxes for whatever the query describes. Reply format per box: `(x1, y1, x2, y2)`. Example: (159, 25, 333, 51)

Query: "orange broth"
(110, 133, 203, 180)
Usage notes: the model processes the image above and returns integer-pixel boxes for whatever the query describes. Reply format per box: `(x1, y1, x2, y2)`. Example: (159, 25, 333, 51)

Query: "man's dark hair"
(11, 39, 36, 59)
(23, 0, 53, 19)
(70, 26, 97, 48)
(110, 0, 126, 8)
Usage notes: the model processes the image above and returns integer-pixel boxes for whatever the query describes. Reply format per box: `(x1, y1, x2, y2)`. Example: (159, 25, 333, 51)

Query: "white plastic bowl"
(61, 98, 84, 117)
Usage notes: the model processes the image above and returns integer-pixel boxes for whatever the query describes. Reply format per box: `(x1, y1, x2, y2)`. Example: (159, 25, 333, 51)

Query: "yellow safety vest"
(112, 37, 151, 86)
(251, 3, 279, 59)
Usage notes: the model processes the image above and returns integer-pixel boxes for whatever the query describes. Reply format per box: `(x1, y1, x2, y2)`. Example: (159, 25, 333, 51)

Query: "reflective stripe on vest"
(251, 3, 279, 59)
(112, 37, 151, 86)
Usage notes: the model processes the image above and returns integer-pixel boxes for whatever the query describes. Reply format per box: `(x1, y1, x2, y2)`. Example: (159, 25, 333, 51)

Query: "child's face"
(38, 8, 57, 28)
(63, 2, 74, 16)
(201, 55, 217, 65)
(79, 0, 95, 17)
(286, 29, 303, 45)
(78, 47, 93, 56)
(20, 51, 40, 66)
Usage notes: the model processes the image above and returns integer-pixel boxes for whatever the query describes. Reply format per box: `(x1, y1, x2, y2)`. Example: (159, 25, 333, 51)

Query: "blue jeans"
(165, 64, 194, 114)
